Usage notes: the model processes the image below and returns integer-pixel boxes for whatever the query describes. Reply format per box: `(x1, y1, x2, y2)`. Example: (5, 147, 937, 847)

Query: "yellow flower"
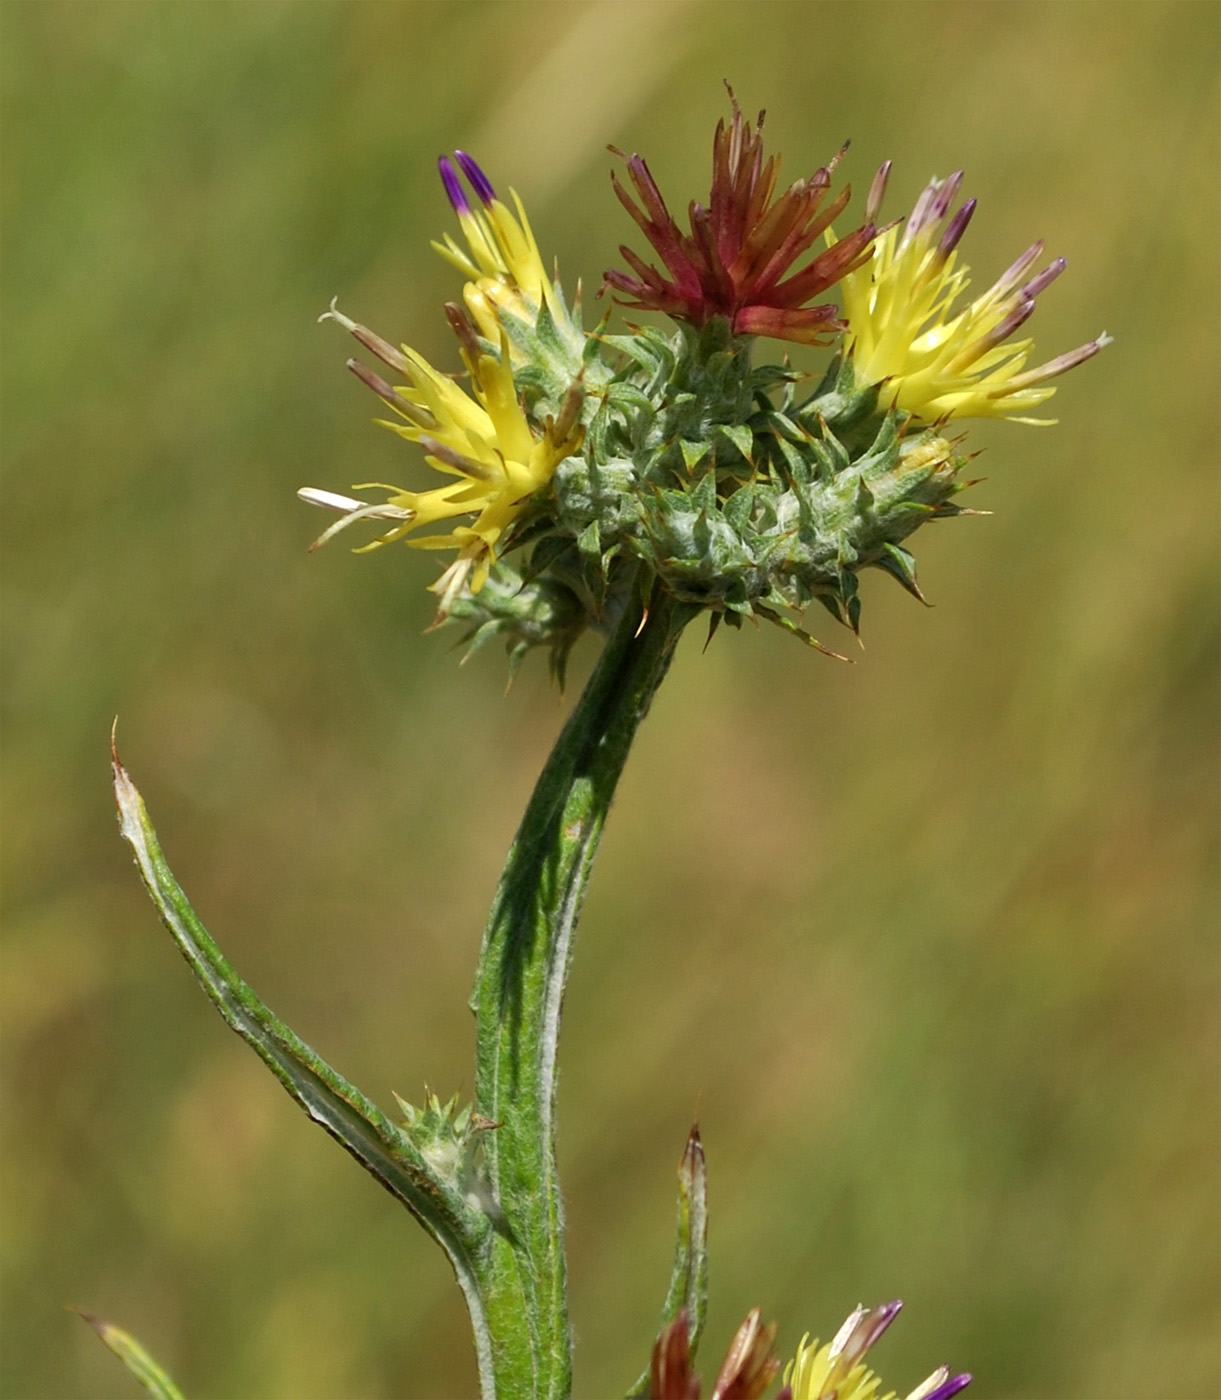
(785, 1302, 971, 1400)
(301, 302, 582, 615)
(836, 166, 1110, 424)
(432, 152, 576, 352)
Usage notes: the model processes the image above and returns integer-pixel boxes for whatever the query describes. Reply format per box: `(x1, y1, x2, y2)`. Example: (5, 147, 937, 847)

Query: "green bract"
(472, 316, 969, 671)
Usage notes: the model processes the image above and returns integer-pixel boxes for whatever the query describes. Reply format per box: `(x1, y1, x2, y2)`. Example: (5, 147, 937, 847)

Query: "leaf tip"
(109, 729, 146, 850)
(681, 1122, 705, 1177)
(67, 1305, 125, 1353)
(66, 1303, 104, 1333)
(68, 1306, 186, 1400)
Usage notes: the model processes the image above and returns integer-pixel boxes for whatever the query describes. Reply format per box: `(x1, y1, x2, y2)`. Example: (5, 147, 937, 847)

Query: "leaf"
(110, 743, 499, 1395)
(626, 1126, 710, 1398)
(71, 1310, 185, 1400)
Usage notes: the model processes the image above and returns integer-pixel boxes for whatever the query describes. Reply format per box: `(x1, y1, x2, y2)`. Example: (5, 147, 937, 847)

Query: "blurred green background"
(2, 2, 1217, 1397)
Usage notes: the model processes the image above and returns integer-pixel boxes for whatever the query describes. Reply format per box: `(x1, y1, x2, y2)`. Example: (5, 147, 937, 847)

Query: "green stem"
(469, 583, 691, 1399)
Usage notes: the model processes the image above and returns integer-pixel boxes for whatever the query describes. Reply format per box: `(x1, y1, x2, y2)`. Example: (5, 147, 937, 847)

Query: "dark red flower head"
(604, 92, 876, 345)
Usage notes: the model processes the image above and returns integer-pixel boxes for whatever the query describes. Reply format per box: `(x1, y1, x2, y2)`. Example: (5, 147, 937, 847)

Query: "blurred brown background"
(2, 2, 1217, 1396)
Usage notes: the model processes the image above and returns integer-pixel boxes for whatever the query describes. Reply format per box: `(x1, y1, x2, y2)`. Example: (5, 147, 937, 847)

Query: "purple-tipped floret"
(937, 197, 977, 259)
(980, 295, 1037, 352)
(860, 1299, 903, 1350)
(438, 156, 469, 216)
(454, 150, 496, 206)
(1021, 256, 1067, 299)
(905, 172, 964, 245)
(927, 171, 964, 226)
(835, 1300, 903, 1371)
(994, 240, 1045, 296)
(866, 160, 892, 222)
(1013, 332, 1113, 387)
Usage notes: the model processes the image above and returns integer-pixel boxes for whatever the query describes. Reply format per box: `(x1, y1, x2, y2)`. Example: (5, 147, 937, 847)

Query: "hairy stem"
(469, 583, 691, 1399)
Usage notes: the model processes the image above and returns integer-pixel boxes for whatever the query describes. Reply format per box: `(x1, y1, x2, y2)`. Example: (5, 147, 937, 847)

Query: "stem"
(469, 583, 691, 1399)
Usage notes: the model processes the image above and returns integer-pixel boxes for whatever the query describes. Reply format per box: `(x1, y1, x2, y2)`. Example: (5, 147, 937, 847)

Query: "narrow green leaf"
(72, 1310, 185, 1400)
(625, 1125, 710, 1398)
(111, 746, 497, 1396)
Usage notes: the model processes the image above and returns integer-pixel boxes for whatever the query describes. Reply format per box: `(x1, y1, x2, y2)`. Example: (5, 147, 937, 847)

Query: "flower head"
(839, 167, 1110, 422)
(604, 91, 876, 345)
(785, 1301, 971, 1400)
(301, 300, 582, 615)
(304, 103, 1107, 665)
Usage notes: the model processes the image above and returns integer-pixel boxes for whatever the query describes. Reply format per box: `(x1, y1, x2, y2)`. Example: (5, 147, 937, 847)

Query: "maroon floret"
(604, 92, 876, 345)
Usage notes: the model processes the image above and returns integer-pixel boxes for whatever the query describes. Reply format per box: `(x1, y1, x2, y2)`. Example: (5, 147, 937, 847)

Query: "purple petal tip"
(1022, 256, 1067, 299)
(937, 197, 977, 258)
(438, 156, 469, 215)
(866, 161, 892, 221)
(925, 1373, 973, 1400)
(995, 240, 1045, 296)
(850, 1299, 903, 1357)
(930, 171, 965, 222)
(454, 150, 496, 205)
(989, 294, 1037, 346)
(871, 1299, 903, 1336)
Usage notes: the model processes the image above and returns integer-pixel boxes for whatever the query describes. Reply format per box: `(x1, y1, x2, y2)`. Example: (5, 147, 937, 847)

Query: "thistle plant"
(102, 93, 1106, 1399)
